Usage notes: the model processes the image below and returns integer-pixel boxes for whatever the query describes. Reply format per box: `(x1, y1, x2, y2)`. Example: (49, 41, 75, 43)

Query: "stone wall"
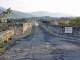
(0, 29, 14, 43)
(0, 22, 32, 43)
(14, 23, 32, 35)
(12, 23, 32, 40)
(23, 23, 31, 33)
(42, 24, 80, 39)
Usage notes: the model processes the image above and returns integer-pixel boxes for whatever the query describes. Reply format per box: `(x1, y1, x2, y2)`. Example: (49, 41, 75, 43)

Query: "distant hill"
(10, 10, 34, 18)
(0, 6, 5, 10)
(29, 11, 75, 17)
(0, 6, 34, 18)
(0, 6, 75, 19)
(0, 7, 5, 13)
(29, 16, 59, 20)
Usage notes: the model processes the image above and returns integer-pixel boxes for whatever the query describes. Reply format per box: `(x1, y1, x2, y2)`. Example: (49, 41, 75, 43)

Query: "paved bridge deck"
(0, 26, 80, 60)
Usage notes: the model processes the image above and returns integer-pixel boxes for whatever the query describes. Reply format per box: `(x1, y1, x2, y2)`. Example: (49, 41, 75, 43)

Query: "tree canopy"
(69, 17, 80, 26)
(7, 18, 27, 23)
(0, 8, 12, 22)
(59, 21, 69, 26)
(59, 17, 80, 26)
(42, 20, 52, 24)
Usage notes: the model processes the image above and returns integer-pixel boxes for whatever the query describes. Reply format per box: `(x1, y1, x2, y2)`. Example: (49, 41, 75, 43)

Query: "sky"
(0, 0, 80, 16)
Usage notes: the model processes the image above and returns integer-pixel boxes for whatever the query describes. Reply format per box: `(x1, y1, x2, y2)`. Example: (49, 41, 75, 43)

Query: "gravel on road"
(0, 26, 80, 60)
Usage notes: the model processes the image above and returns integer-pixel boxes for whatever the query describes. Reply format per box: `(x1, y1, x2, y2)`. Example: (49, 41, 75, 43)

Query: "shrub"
(42, 20, 52, 24)
(59, 22, 69, 26)
(16, 38, 22, 41)
(0, 48, 4, 53)
(69, 17, 80, 26)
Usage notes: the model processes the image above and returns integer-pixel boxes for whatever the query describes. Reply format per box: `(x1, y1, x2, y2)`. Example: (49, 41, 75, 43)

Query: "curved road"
(0, 26, 80, 60)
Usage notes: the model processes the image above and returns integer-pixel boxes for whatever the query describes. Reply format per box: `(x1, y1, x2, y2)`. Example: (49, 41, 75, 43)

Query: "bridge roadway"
(0, 26, 80, 60)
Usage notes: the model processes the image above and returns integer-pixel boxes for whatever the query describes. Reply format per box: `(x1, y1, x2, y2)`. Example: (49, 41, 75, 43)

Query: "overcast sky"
(0, 0, 80, 16)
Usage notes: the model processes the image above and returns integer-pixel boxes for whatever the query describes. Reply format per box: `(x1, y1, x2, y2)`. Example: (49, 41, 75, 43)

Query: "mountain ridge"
(0, 6, 75, 18)
(0, 6, 34, 18)
(28, 11, 75, 17)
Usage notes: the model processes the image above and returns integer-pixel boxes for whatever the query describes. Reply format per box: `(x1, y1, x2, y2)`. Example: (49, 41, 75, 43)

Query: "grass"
(0, 48, 4, 54)
(0, 40, 14, 48)
(0, 41, 13, 54)
(16, 38, 22, 41)
(0, 26, 34, 54)
(0, 38, 22, 54)
(0, 43, 9, 48)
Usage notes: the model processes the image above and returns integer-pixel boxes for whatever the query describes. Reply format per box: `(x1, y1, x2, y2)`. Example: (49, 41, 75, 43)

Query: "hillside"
(29, 11, 75, 17)
(0, 7, 75, 18)
(0, 6, 34, 18)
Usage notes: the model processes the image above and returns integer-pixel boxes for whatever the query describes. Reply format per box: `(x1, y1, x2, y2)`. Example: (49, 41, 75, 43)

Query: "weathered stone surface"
(0, 29, 14, 43)
(23, 23, 31, 33)
(0, 26, 80, 60)
(41, 23, 80, 39)
(0, 23, 32, 43)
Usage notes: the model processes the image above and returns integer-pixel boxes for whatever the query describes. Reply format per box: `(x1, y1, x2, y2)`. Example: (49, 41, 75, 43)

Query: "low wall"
(0, 29, 14, 43)
(0, 22, 32, 43)
(23, 23, 32, 33)
(42, 23, 80, 39)
(14, 23, 31, 35)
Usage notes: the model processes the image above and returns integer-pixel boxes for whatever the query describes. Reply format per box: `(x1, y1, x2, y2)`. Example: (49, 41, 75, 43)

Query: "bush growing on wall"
(59, 17, 80, 26)
(42, 20, 52, 24)
(59, 21, 69, 26)
(69, 17, 80, 26)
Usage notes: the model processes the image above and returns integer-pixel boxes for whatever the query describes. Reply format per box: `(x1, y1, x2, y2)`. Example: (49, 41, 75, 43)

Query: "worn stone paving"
(0, 26, 80, 60)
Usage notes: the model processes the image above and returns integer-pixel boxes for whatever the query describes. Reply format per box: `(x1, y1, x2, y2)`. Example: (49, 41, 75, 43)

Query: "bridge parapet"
(0, 22, 32, 43)
(0, 29, 14, 43)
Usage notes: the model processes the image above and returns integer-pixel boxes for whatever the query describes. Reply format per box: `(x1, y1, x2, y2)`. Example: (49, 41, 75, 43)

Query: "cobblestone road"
(0, 26, 80, 60)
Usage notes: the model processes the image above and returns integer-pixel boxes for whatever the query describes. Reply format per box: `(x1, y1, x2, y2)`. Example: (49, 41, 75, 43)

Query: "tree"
(0, 8, 12, 22)
(42, 20, 52, 24)
(69, 17, 80, 26)
(7, 19, 14, 23)
(69, 19, 76, 26)
(0, 20, 2, 23)
(59, 21, 69, 26)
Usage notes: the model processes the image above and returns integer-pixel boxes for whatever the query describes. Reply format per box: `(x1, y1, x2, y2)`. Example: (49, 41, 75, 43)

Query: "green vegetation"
(59, 17, 80, 26)
(42, 20, 52, 24)
(0, 8, 12, 23)
(16, 38, 22, 41)
(0, 48, 4, 54)
(7, 19, 15, 23)
(0, 20, 2, 23)
(0, 26, 33, 54)
(0, 41, 13, 48)
(7, 18, 27, 23)
(0, 8, 27, 23)
(69, 17, 80, 26)
(0, 41, 13, 54)
(0, 43, 7, 48)
(59, 21, 69, 26)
